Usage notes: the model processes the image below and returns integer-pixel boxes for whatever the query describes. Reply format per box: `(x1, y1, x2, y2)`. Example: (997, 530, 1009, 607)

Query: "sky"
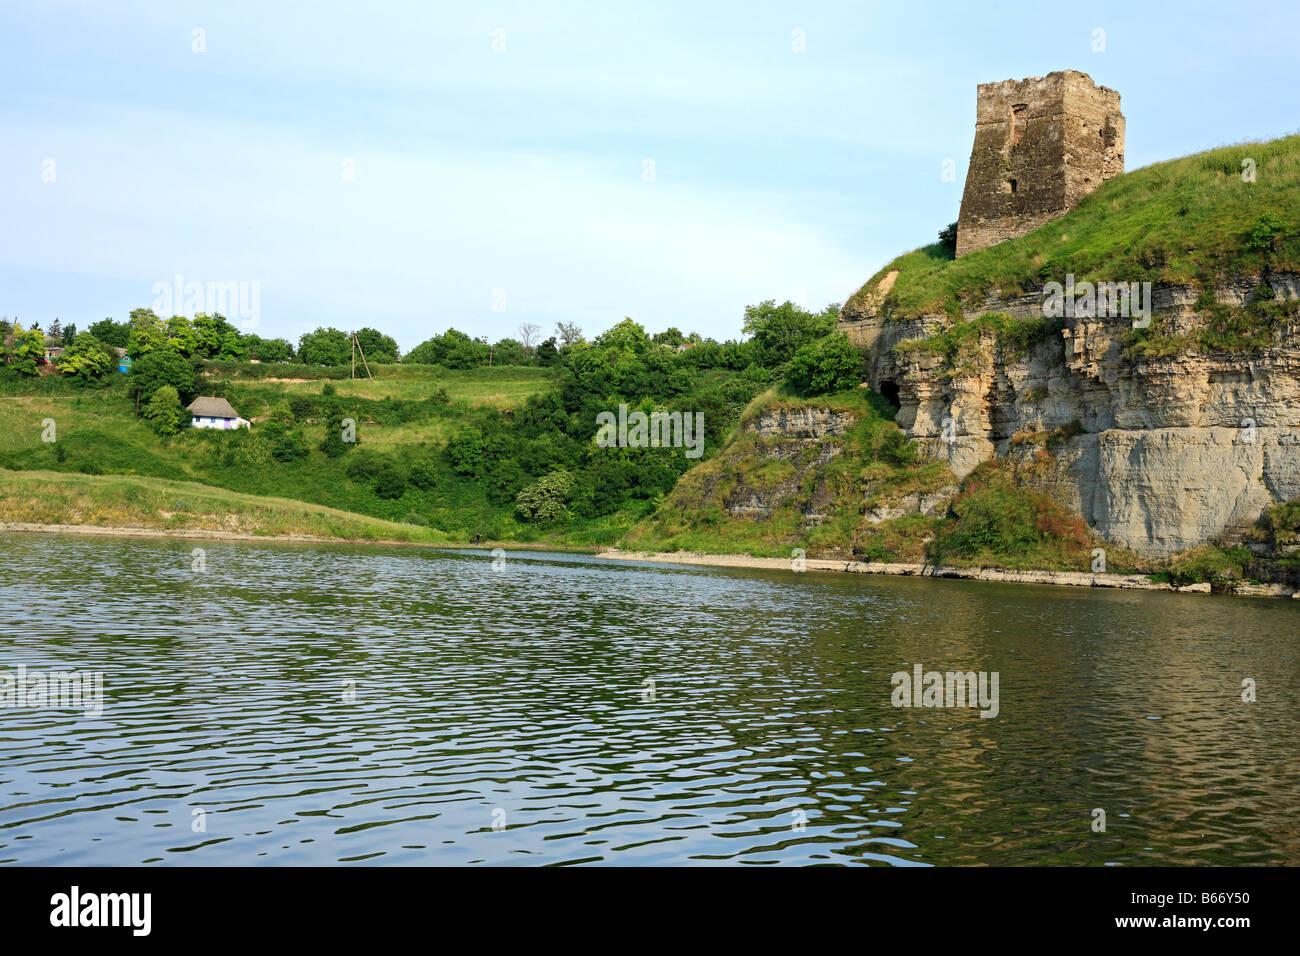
(2, 1, 1298, 351)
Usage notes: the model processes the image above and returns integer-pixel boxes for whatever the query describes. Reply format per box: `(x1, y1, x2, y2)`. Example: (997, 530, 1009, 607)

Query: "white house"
(187, 396, 250, 430)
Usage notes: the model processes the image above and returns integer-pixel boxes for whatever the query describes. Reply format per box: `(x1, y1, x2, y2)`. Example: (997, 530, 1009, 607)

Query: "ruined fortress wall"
(956, 71, 1123, 257)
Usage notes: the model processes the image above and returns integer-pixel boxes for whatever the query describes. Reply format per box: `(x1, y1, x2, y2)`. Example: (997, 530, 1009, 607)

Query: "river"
(1, 533, 1297, 865)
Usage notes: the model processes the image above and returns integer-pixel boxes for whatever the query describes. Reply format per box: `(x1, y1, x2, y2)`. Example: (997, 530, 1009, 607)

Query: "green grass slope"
(0, 469, 450, 542)
(846, 133, 1300, 322)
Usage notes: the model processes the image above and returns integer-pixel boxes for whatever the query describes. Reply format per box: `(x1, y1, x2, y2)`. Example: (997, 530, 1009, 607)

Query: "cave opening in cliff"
(880, 380, 901, 411)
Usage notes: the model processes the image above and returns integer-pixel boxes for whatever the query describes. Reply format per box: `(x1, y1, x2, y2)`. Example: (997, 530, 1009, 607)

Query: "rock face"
(746, 406, 856, 439)
(957, 71, 1124, 257)
(839, 275, 1300, 558)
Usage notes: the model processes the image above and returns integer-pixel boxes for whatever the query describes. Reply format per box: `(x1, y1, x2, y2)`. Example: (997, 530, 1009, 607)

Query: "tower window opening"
(1009, 104, 1028, 146)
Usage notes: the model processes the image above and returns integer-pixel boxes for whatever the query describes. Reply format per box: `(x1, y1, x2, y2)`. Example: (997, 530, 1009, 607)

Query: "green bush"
(785, 333, 863, 395)
(372, 463, 408, 499)
(319, 413, 355, 457)
(515, 470, 573, 522)
(288, 396, 319, 420)
(270, 431, 310, 462)
(408, 458, 438, 490)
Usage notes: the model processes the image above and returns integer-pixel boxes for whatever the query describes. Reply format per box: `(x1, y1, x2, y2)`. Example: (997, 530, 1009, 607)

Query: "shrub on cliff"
(929, 462, 1092, 569)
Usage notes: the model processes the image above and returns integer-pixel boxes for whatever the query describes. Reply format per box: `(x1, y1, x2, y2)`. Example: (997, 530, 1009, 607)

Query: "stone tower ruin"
(955, 71, 1124, 257)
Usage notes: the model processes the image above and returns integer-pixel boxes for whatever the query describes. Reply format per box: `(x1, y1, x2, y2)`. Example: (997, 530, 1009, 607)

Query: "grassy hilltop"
(846, 134, 1300, 354)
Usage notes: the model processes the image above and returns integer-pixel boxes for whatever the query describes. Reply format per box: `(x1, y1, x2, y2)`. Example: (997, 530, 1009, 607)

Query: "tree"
(48, 318, 62, 340)
(409, 458, 438, 491)
(164, 315, 199, 356)
(246, 336, 294, 362)
(127, 309, 166, 357)
(555, 321, 583, 347)
(6, 325, 46, 375)
(144, 385, 185, 435)
(491, 338, 526, 366)
(515, 470, 573, 522)
(218, 329, 247, 359)
(353, 327, 399, 363)
(444, 336, 490, 369)
(298, 327, 351, 366)
(938, 221, 958, 257)
(88, 318, 129, 348)
(652, 327, 687, 349)
(55, 332, 114, 382)
(404, 328, 484, 367)
(594, 318, 651, 354)
(536, 336, 559, 366)
(192, 313, 238, 358)
(129, 349, 196, 406)
(741, 300, 838, 367)
(271, 431, 310, 461)
(518, 322, 541, 359)
(61, 322, 77, 345)
(785, 333, 863, 395)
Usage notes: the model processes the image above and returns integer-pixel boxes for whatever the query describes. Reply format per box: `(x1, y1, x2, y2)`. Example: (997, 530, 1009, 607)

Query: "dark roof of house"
(186, 396, 240, 419)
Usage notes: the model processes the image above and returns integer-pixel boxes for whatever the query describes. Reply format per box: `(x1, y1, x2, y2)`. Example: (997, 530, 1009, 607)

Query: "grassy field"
(0, 363, 652, 547)
(220, 364, 553, 407)
(846, 133, 1300, 330)
(0, 469, 450, 542)
(0, 365, 548, 535)
(0, 364, 551, 468)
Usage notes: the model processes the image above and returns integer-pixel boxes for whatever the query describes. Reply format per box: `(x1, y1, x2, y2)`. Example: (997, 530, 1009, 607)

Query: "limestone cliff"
(625, 393, 957, 558)
(839, 274, 1300, 558)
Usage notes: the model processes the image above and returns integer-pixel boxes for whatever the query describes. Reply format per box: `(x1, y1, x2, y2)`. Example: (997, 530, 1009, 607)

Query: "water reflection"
(1, 534, 1297, 865)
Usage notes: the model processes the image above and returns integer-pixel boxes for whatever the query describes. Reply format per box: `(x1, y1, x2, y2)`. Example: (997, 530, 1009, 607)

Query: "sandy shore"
(0, 521, 435, 547)
(595, 548, 1300, 599)
(0, 521, 596, 554)
(3, 522, 1293, 598)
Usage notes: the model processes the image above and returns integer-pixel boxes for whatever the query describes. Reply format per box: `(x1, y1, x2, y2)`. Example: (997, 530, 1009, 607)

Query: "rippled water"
(1, 532, 1298, 866)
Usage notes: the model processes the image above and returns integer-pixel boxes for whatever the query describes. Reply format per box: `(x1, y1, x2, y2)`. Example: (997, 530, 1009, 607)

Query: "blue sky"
(3, 0, 1298, 350)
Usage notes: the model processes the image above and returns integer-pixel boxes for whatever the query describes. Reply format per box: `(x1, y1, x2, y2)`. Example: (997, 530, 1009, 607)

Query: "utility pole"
(352, 331, 373, 379)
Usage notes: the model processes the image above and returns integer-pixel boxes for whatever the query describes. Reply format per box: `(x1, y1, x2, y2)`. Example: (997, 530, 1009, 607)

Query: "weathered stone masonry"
(956, 70, 1124, 257)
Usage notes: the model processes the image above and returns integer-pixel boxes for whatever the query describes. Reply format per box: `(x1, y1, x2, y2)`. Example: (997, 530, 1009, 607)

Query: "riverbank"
(0, 520, 598, 554)
(596, 548, 1300, 599)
